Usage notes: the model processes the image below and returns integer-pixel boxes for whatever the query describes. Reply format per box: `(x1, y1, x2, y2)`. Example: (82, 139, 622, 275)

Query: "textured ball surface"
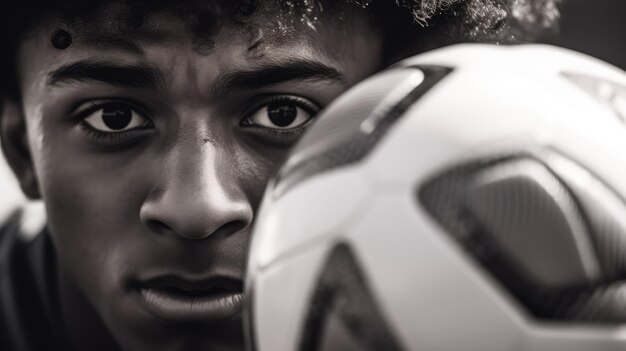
(246, 44, 626, 351)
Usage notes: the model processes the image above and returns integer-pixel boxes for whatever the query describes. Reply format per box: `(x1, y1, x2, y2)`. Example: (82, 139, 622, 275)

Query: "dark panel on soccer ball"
(418, 154, 626, 323)
(273, 66, 452, 198)
(299, 244, 404, 351)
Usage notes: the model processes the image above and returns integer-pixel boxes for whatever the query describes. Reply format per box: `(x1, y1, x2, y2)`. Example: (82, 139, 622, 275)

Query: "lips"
(134, 275, 244, 324)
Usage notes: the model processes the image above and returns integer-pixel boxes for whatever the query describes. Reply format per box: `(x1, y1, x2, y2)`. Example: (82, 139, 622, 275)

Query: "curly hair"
(0, 0, 562, 99)
(375, 0, 561, 37)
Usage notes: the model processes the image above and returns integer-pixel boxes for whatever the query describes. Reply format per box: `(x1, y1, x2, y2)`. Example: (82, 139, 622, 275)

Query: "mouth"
(134, 275, 244, 324)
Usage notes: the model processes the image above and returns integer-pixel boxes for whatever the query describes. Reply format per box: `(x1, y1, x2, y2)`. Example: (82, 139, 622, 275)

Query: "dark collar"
(0, 209, 73, 351)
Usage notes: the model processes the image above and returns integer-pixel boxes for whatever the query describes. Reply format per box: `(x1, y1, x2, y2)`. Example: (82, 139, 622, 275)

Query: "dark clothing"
(0, 210, 72, 351)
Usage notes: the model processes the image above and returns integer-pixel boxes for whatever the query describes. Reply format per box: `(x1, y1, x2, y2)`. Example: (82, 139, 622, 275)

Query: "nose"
(140, 137, 253, 240)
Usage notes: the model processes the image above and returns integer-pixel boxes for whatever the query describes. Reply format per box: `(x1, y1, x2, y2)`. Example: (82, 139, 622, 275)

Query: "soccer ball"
(245, 44, 626, 351)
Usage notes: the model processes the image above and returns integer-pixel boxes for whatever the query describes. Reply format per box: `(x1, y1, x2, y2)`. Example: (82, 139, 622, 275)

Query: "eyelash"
(73, 95, 319, 146)
(75, 99, 154, 144)
(240, 95, 319, 137)
(79, 123, 147, 142)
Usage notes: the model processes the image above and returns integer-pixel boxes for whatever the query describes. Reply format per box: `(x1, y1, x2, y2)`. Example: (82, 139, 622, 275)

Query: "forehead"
(21, 2, 376, 65)
(43, 1, 319, 51)
(16, 1, 382, 97)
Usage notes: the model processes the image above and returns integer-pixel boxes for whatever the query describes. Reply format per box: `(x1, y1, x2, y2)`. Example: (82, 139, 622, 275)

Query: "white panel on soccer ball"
(251, 168, 373, 269)
(252, 242, 332, 351)
(345, 190, 524, 351)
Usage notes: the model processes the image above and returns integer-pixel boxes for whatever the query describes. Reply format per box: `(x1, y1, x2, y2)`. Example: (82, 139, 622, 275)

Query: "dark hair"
(0, 0, 562, 100)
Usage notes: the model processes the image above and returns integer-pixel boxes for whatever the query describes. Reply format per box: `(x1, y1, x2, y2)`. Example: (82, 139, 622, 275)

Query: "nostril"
(218, 220, 247, 237)
(146, 219, 172, 234)
(146, 218, 247, 240)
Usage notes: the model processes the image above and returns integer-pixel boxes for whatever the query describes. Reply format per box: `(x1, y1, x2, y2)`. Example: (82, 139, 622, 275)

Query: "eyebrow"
(46, 58, 345, 95)
(210, 59, 345, 96)
(47, 60, 167, 91)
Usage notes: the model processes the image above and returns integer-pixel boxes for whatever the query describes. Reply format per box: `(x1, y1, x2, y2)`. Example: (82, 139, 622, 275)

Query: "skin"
(1, 2, 384, 351)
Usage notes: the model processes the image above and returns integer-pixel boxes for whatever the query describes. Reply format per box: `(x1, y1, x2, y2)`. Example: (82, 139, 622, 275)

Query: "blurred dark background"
(556, 0, 626, 70)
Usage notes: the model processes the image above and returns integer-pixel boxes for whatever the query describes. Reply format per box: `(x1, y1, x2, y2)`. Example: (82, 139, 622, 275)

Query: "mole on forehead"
(44, 0, 345, 57)
(50, 21, 283, 57)
(54, 23, 268, 58)
(46, 3, 218, 43)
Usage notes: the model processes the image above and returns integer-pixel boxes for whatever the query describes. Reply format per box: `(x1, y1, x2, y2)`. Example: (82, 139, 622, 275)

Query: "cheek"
(37, 137, 155, 296)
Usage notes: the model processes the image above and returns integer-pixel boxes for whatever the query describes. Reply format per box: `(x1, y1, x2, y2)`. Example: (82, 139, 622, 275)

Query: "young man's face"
(3, 2, 383, 350)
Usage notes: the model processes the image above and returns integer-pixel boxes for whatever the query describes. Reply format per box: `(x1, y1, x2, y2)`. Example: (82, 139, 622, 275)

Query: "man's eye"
(83, 103, 150, 133)
(244, 98, 318, 130)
